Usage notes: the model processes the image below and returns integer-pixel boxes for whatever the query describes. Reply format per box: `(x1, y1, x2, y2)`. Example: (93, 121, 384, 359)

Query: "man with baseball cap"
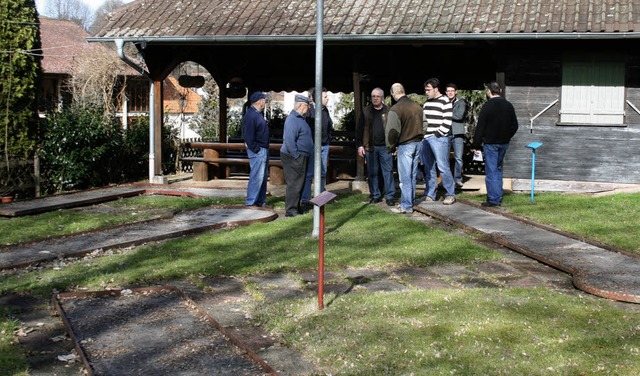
(243, 91, 269, 207)
(280, 94, 313, 217)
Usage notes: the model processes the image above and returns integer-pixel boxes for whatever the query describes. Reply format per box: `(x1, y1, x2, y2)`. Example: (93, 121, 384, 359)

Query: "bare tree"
(90, 0, 125, 35)
(45, 0, 93, 31)
(67, 45, 129, 114)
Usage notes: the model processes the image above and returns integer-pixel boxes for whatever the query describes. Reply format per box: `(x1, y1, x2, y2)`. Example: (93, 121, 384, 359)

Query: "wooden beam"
(153, 79, 163, 175)
(353, 71, 365, 181)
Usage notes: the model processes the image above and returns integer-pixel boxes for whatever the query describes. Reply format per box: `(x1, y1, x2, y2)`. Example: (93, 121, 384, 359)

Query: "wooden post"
(309, 191, 337, 310)
(219, 87, 228, 142)
(353, 71, 364, 181)
(153, 79, 163, 175)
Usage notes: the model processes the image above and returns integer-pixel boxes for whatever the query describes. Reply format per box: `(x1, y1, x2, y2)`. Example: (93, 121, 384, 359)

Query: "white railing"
(626, 100, 640, 116)
(529, 99, 559, 133)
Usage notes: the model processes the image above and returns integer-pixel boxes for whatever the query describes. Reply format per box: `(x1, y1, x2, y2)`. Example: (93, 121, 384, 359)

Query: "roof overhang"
(87, 32, 640, 45)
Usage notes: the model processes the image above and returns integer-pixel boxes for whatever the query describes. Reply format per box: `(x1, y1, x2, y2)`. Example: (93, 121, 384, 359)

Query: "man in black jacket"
(356, 87, 395, 206)
(472, 81, 519, 207)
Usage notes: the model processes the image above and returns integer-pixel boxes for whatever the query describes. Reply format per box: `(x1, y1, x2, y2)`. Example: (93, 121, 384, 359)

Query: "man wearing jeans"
(385, 83, 423, 214)
(472, 81, 519, 207)
(446, 83, 467, 188)
(357, 87, 395, 206)
(421, 78, 456, 205)
(242, 92, 269, 207)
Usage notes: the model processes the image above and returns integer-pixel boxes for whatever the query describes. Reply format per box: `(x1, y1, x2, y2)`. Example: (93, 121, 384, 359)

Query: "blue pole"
(530, 149, 536, 203)
(526, 142, 542, 204)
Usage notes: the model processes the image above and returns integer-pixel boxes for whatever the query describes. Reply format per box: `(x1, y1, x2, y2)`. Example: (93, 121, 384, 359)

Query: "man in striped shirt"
(421, 77, 456, 205)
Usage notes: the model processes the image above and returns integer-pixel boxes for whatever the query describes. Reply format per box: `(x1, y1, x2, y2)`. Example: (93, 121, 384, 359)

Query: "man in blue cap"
(280, 94, 313, 217)
(243, 91, 269, 207)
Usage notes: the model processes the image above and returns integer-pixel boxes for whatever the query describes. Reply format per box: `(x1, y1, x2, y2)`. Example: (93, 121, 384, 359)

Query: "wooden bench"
(181, 156, 284, 183)
(181, 142, 356, 185)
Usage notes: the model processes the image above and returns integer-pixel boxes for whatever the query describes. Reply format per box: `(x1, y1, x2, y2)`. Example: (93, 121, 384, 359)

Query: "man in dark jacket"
(281, 94, 313, 217)
(472, 81, 519, 207)
(242, 91, 269, 207)
(356, 87, 395, 206)
(386, 83, 424, 214)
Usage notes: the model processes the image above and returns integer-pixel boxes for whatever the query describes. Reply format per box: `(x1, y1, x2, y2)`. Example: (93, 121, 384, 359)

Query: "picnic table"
(181, 142, 355, 184)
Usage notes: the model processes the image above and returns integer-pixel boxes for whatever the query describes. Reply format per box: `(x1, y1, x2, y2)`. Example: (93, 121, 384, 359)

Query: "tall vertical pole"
(148, 81, 155, 182)
(312, 0, 324, 238)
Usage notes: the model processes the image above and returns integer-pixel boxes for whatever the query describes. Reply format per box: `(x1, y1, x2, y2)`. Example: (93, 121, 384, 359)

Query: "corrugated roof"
(94, 0, 639, 40)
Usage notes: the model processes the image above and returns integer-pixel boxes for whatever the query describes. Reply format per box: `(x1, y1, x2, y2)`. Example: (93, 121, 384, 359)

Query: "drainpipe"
(115, 39, 147, 76)
(115, 39, 155, 182)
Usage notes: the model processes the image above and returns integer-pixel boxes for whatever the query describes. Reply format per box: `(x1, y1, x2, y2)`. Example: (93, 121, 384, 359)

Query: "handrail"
(529, 99, 559, 133)
(626, 100, 640, 116)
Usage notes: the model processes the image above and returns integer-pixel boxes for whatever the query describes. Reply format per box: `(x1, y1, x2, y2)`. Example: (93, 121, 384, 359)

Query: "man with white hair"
(280, 94, 313, 217)
(357, 87, 395, 206)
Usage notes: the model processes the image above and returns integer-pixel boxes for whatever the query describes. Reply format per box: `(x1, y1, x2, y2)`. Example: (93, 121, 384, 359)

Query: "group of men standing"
(243, 89, 332, 218)
(243, 79, 518, 217)
(358, 79, 518, 214)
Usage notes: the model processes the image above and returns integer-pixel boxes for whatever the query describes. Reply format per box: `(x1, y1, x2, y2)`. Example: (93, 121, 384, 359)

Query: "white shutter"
(561, 59, 624, 124)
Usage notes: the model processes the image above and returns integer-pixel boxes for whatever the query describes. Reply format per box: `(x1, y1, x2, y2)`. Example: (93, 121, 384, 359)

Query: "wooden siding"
(505, 85, 640, 184)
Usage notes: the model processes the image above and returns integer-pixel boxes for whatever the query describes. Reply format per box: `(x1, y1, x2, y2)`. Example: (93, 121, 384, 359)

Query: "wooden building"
(89, 0, 640, 188)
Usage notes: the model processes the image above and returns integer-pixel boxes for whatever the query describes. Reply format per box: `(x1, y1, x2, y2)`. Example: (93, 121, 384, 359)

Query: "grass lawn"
(2, 191, 640, 374)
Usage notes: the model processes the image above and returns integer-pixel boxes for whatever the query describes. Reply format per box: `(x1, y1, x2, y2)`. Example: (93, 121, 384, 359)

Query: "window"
(560, 57, 625, 125)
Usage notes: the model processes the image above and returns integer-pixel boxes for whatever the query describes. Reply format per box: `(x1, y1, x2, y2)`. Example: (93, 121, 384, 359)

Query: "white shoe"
(391, 206, 411, 214)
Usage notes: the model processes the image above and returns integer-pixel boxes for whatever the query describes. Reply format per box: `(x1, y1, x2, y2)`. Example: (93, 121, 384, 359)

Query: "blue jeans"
(301, 144, 329, 203)
(245, 147, 269, 206)
(483, 143, 510, 205)
(365, 145, 396, 201)
(397, 141, 421, 212)
(421, 136, 456, 199)
(451, 135, 465, 185)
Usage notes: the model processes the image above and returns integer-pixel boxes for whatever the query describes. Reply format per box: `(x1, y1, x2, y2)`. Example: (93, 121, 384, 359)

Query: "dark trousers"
(281, 152, 309, 216)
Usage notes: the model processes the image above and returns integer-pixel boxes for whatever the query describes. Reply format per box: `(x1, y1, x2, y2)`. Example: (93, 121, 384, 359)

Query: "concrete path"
(414, 199, 640, 303)
(0, 184, 247, 217)
(0, 206, 276, 269)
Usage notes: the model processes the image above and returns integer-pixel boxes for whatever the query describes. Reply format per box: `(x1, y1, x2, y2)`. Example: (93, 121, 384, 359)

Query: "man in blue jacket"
(243, 91, 269, 207)
(280, 94, 313, 217)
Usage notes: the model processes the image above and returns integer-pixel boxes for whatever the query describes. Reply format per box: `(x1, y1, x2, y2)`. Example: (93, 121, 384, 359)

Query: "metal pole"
(312, 0, 324, 238)
(318, 205, 325, 309)
(149, 80, 155, 183)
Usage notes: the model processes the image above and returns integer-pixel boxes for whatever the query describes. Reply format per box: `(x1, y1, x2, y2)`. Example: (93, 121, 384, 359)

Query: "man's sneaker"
(391, 205, 410, 214)
(369, 197, 382, 204)
(386, 199, 396, 206)
(443, 196, 456, 205)
(481, 201, 500, 207)
(424, 196, 435, 202)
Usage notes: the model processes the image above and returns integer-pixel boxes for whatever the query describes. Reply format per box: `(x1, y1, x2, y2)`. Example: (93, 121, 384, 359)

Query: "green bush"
(39, 105, 124, 193)
(124, 116, 179, 177)
(39, 108, 179, 194)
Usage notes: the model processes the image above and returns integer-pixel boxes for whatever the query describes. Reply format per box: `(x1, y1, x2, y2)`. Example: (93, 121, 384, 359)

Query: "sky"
(36, 0, 108, 13)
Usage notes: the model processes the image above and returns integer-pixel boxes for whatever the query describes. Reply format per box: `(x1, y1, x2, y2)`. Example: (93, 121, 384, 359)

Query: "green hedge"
(39, 106, 177, 194)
